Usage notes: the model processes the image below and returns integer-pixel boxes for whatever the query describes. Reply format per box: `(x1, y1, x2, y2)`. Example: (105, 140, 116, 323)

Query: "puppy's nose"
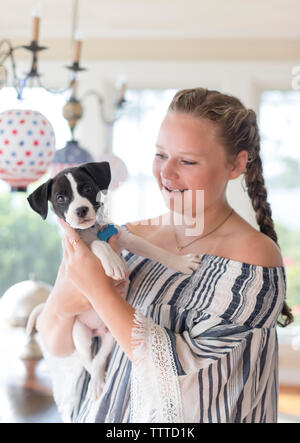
(76, 206, 89, 218)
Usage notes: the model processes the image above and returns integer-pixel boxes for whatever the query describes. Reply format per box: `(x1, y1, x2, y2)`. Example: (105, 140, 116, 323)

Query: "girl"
(38, 88, 293, 423)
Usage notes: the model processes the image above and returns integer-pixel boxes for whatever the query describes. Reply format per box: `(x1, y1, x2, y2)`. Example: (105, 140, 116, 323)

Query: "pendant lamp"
(0, 109, 55, 191)
(49, 138, 94, 177)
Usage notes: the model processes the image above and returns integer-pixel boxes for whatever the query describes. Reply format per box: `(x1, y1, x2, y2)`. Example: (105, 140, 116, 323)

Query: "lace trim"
(130, 310, 184, 423)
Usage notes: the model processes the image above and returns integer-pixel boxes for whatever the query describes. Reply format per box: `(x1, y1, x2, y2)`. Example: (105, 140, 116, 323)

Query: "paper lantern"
(0, 109, 56, 191)
(49, 139, 94, 177)
(99, 153, 128, 190)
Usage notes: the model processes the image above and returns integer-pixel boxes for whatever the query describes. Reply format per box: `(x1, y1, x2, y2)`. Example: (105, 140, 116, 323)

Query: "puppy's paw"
(91, 240, 126, 280)
(105, 252, 126, 280)
(173, 253, 202, 274)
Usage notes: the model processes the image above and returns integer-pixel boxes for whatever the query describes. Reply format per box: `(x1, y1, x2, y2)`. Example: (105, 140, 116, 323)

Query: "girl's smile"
(152, 112, 234, 217)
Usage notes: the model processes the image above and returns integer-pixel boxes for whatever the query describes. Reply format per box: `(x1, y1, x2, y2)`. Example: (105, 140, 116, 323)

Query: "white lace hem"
(130, 309, 184, 423)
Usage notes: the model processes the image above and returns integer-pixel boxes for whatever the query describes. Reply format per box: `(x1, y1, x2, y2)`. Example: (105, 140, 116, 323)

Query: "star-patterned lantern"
(49, 139, 94, 177)
(0, 109, 56, 191)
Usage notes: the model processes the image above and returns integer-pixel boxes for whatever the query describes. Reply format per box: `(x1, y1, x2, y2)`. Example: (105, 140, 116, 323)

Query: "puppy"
(26, 162, 201, 399)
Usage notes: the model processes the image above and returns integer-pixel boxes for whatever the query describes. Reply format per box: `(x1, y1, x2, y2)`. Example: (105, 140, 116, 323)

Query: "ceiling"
(1, 0, 300, 60)
(1, 0, 300, 39)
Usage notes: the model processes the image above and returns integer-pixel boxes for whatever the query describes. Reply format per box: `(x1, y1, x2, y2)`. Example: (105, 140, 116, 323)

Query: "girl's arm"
(37, 260, 93, 356)
(39, 219, 137, 361)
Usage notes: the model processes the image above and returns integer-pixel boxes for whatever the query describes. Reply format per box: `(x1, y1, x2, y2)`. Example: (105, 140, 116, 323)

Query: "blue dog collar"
(97, 224, 118, 242)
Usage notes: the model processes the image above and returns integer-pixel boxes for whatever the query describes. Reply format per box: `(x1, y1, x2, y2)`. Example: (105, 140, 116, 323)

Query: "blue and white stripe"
(43, 238, 286, 423)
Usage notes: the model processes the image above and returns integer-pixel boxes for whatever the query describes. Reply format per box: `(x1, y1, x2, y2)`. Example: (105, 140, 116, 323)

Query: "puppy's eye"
(56, 195, 65, 204)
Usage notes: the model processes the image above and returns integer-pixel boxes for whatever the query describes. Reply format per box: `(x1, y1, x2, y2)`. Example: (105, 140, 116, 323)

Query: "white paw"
(91, 240, 126, 280)
(174, 253, 201, 274)
(104, 252, 126, 280)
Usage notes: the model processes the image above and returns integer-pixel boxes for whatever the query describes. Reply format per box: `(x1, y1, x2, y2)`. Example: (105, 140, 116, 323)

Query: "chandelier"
(0, 1, 128, 192)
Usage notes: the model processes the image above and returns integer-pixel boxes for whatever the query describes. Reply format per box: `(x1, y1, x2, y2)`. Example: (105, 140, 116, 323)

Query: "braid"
(169, 88, 294, 327)
(244, 129, 294, 327)
(244, 132, 278, 243)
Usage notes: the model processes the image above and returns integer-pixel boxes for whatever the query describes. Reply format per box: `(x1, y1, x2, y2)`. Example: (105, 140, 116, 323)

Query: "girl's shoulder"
(231, 230, 284, 268)
(220, 213, 284, 268)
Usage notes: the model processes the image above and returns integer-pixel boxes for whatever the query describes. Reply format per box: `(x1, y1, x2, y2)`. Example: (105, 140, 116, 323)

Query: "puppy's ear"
(27, 178, 53, 220)
(80, 162, 111, 190)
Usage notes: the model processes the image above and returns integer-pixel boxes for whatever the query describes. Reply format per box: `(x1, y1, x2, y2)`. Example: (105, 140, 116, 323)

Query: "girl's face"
(152, 112, 237, 218)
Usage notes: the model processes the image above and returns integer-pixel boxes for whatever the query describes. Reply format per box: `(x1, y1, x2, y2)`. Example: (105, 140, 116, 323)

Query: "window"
(110, 89, 177, 225)
(259, 90, 300, 324)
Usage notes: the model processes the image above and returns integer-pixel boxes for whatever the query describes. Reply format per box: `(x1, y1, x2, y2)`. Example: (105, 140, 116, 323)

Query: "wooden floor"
(0, 327, 299, 423)
(278, 386, 300, 422)
(1, 385, 299, 423)
(0, 327, 61, 423)
(1, 381, 300, 423)
(0, 384, 61, 423)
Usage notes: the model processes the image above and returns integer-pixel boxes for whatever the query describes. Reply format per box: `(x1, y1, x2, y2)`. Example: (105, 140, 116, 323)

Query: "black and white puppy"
(27, 162, 201, 399)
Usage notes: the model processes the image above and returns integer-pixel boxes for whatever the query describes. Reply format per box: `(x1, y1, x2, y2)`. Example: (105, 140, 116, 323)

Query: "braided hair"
(168, 88, 293, 327)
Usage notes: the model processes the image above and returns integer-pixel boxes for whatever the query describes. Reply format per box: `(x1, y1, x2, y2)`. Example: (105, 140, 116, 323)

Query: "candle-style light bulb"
(31, 2, 42, 43)
(73, 29, 83, 64)
(116, 75, 127, 101)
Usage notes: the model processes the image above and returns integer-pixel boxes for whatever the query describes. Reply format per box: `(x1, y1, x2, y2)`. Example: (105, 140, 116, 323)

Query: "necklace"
(174, 208, 234, 252)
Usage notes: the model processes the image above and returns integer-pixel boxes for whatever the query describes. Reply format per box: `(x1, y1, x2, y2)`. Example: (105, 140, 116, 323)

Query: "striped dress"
(41, 232, 286, 423)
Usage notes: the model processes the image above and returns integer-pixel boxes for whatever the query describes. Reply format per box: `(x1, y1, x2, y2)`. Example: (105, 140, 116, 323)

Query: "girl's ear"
(228, 150, 249, 180)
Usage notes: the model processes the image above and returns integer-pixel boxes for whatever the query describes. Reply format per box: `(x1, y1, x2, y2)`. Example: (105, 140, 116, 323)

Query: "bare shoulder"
(232, 230, 283, 268)
(218, 211, 283, 268)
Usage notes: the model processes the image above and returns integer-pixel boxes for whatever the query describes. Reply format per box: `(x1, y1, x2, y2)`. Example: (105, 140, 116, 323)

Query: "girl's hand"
(49, 259, 92, 317)
(37, 258, 93, 356)
(37, 221, 124, 357)
(56, 219, 135, 361)
(57, 218, 120, 300)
